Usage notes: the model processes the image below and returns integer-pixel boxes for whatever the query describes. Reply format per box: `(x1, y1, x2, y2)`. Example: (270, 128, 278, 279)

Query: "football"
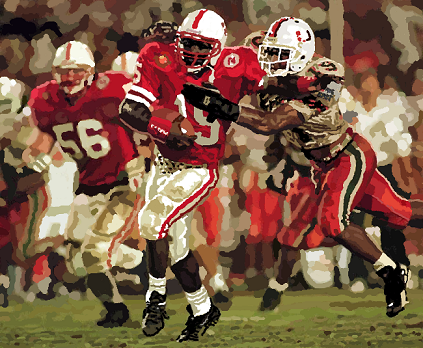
(151, 108, 196, 137)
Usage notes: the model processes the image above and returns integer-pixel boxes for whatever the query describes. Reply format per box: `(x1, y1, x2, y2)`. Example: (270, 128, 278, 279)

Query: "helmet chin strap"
(63, 81, 86, 95)
(187, 58, 216, 75)
(187, 66, 205, 73)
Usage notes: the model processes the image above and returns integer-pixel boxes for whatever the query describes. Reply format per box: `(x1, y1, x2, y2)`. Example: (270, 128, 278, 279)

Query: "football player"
(0, 76, 52, 306)
(112, 51, 139, 77)
(27, 41, 146, 327)
(119, 9, 267, 342)
(241, 29, 416, 312)
(227, 17, 423, 317)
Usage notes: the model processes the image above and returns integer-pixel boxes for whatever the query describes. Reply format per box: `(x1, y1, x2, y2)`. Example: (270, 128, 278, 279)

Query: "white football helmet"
(112, 51, 138, 77)
(175, 9, 227, 69)
(258, 17, 315, 77)
(52, 41, 95, 95)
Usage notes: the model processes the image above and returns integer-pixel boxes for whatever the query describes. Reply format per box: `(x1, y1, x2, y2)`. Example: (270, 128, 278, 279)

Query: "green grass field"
(1, 289, 423, 348)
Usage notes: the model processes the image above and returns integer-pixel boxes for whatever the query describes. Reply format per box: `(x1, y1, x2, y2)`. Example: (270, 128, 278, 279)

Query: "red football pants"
(278, 133, 412, 250)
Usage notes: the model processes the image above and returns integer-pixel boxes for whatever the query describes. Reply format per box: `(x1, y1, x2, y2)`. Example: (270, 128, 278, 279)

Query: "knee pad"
(113, 244, 144, 269)
(65, 243, 87, 277)
(138, 196, 174, 240)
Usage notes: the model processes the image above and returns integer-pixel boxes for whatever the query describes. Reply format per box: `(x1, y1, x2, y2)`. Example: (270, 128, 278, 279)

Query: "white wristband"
(26, 153, 52, 173)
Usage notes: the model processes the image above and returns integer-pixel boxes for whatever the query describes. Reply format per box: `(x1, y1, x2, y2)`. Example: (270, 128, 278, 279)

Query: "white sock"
(268, 277, 289, 292)
(185, 285, 211, 317)
(0, 275, 10, 289)
(373, 253, 396, 272)
(146, 274, 166, 303)
(210, 270, 229, 292)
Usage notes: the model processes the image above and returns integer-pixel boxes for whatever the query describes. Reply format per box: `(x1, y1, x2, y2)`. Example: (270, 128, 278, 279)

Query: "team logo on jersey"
(155, 53, 171, 68)
(96, 75, 110, 90)
(317, 81, 342, 102)
(223, 53, 240, 68)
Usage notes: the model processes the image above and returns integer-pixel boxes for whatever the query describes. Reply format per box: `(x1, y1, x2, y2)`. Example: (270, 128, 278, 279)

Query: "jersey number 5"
(52, 119, 111, 160)
(174, 94, 221, 146)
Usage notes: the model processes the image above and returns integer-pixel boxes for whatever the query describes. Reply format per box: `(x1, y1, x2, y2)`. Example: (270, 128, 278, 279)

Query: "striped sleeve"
(125, 50, 159, 108)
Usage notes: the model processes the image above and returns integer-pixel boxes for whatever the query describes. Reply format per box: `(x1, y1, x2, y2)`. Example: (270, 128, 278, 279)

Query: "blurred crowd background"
(1, 0, 423, 298)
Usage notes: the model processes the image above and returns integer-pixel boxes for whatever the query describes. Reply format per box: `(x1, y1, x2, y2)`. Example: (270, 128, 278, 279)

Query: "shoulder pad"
(216, 46, 264, 80)
(139, 42, 175, 72)
(28, 81, 59, 108)
(241, 30, 267, 51)
(102, 70, 132, 82)
(310, 56, 345, 78)
(93, 71, 132, 99)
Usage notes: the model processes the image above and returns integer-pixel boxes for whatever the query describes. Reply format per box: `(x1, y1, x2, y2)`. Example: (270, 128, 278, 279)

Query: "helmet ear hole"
(301, 55, 305, 60)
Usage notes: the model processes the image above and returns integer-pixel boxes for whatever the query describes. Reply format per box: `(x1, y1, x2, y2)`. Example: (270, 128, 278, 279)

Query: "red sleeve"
(216, 47, 265, 82)
(100, 71, 133, 101)
(28, 88, 39, 126)
(214, 47, 266, 102)
(125, 42, 173, 108)
(27, 82, 54, 127)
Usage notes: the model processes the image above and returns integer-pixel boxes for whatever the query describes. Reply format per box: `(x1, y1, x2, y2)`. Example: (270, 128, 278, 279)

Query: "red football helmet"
(175, 9, 227, 69)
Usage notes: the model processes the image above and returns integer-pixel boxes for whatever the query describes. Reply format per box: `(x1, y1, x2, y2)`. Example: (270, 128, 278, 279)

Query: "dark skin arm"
(236, 99, 305, 136)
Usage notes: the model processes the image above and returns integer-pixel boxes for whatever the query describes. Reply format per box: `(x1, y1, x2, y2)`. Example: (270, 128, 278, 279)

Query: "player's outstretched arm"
(236, 96, 304, 135)
(262, 74, 335, 101)
(181, 83, 240, 123)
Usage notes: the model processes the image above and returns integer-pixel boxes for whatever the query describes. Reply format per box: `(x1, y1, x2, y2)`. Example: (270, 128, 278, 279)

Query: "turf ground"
(1, 288, 423, 348)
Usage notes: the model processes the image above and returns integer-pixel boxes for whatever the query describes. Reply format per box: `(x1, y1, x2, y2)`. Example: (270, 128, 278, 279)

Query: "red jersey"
(126, 42, 265, 166)
(29, 72, 138, 186)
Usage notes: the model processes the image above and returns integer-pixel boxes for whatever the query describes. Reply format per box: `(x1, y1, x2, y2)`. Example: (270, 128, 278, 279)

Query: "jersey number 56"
(52, 119, 111, 160)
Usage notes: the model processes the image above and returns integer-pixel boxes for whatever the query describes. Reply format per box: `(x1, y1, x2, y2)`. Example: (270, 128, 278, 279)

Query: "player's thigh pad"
(81, 190, 140, 274)
(139, 163, 218, 240)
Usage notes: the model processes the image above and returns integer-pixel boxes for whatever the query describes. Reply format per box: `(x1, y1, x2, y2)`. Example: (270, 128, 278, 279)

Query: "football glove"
(147, 110, 197, 151)
(166, 114, 197, 151)
(181, 83, 240, 123)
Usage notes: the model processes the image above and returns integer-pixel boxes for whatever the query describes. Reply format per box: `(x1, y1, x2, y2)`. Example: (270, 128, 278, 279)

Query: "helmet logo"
(155, 53, 171, 68)
(223, 53, 239, 68)
(296, 30, 312, 43)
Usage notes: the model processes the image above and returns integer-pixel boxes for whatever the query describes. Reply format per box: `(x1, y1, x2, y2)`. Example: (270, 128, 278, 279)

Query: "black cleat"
(0, 284, 8, 308)
(97, 302, 130, 328)
(176, 301, 221, 342)
(377, 264, 409, 318)
(212, 291, 232, 311)
(142, 291, 169, 336)
(259, 287, 282, 311)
